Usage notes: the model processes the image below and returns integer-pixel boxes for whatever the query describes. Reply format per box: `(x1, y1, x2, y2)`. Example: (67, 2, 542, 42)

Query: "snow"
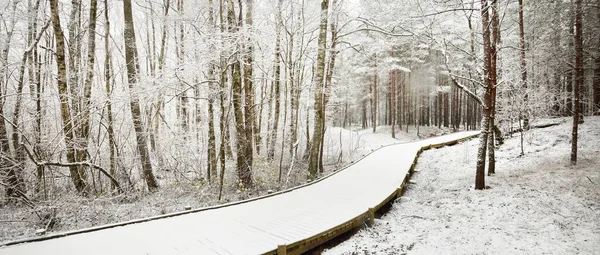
(0, 130, 477, 255)
(325, 117, 600, 254)
(0, 124, 450, 245)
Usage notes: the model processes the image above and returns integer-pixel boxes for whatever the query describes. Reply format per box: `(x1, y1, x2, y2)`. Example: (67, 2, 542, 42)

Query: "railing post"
(277, 244, 287, 255)
(368, 208, 375, 226)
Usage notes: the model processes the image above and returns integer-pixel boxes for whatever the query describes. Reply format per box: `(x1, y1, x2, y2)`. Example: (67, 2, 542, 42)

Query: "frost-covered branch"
(442, 49, 483, 106)
(22, 144, 123, 194)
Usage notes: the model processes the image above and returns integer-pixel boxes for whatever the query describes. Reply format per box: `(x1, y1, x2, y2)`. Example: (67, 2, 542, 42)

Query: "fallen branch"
(21, 144, 123, 194)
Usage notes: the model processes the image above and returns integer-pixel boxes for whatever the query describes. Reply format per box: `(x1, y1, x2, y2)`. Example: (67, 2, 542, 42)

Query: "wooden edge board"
(264, 133, 479, 254)
(1, 132, 480, 253)
(1, 136, 427, 247)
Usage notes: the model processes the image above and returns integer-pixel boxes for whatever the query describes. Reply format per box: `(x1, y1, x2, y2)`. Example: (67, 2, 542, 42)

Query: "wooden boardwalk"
(0, 131, 479, 255)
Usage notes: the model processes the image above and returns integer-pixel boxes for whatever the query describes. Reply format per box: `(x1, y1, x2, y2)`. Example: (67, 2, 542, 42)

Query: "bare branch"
(22, 144, 123, 194)
(442, 49, 483, 106)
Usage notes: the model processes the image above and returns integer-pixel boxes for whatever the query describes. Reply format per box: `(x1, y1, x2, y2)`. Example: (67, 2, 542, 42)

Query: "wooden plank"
(0, 131, 479, 255)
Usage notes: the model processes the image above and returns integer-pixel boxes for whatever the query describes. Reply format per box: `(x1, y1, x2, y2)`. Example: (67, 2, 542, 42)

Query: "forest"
(0, 0, 598, 246)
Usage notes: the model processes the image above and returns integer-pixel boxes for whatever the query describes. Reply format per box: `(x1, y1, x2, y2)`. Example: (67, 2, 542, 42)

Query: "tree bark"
(488, 0, 499, 176)
(571, 0, 582, 164)
(268, 0, 282, 161)
(594, 5, 600, 115)
(206, 0, 218, 183)
(390, 70, 396, 138)
(518, 0, 529, 128)
(243, 0, 255, 177)
(307, 0, 329, 178)
(123, 0, 159, 191)
(77, 0, 99, 187)
(227, 0, 252, 187)
(372, 56, 378, 133)
(50, 0, 90, 195)
(475, 0, 493, 190)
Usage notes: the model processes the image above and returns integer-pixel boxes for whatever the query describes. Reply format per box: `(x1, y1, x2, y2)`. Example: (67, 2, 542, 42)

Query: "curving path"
(0, 131, 479, 255)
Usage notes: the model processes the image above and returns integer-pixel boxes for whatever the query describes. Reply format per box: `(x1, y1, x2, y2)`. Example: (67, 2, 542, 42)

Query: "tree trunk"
(307, 0, 329, 178)
(475, 0, 493, 190)
(390, 70, 396, 138)
(268, 0, 282, 161)
(372, 57, 378, 133)
(50, 0, 89, 195)
(488, 0, 500, 176)
(77, 0, 99, 187)
(518, 0, 529, 128)
(594, 5, 600, 115)
(225, 0, 252, 186)
(571, 0, 582, 164)
(122, 0, 159, 191)
(103, 0, 121, 191)
(243, 0, 255, 176)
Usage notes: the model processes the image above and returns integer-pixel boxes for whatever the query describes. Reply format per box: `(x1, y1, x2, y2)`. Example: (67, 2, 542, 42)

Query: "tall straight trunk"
(176, 0, 189, 132)
(372, 57, 378, 133)
(571, 0, 582, 164)
(566, 0, 574, 116)
(78, 0, 99, 183)
(397, 72, 403, 129)
(243, 0, 255, 173)
(307, 0, 329, 178)
(123, 0, 159, 191)
(319, 12, 338, 173)
(518, 0, 529, 128)
(257, 75, 266, 155)
(594, 5, 600, 115)
(149, 0, 171, 155)
(28, 0, 44, 194)
(265, 78, 274, 155)
(268, 0, 283, 160)
(488, 0, 499, 176)
(475, 0, 493, 190)
(288, 2, 298, 160)
(226, 0, 252, 186)
(444, 93, 449, 127)
(218, 0, 227, 200)
(390, 70, 396, 138)
(10, 0, 44, 199)
(0, 2, 18, 200)
(103, 0, 119, 191)
(206, 0, 218, 183)
(68, 0, 82, 129)
(50, 0, 89, 195)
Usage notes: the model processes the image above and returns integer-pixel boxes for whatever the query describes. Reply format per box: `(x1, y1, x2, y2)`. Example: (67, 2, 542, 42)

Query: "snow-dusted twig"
(21, 144, 123, 194)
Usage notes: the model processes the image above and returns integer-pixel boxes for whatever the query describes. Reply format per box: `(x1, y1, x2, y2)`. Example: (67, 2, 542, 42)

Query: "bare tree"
(571, 0, 582, 165)
(475, 0, 493, 190)
(122, 0, 159, 191)
(227, 0, 253, 187)
(267, 0, 283, 161)
(307, 0, 329, 178)
(50, 0, 89, 194)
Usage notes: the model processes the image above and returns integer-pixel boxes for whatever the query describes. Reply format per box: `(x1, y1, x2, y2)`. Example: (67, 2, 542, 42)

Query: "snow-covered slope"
(325, 117, 600, 254)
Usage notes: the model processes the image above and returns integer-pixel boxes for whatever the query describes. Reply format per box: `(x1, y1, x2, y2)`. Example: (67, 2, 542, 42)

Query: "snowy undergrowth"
(0, 124, 447, 243)
(325, 117, 600, 255)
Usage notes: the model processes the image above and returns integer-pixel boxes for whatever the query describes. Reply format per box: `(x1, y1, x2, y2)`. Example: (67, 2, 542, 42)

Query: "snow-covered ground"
(325, 117, 600, 254)
(0, 124, 448, 243)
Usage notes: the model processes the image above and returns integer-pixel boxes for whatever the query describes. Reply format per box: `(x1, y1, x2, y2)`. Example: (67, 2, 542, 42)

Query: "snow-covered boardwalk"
(0, 131, 478, 255)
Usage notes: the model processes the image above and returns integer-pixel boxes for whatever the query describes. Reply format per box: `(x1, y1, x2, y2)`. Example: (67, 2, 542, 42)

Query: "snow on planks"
(0, 131, 479, 255)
